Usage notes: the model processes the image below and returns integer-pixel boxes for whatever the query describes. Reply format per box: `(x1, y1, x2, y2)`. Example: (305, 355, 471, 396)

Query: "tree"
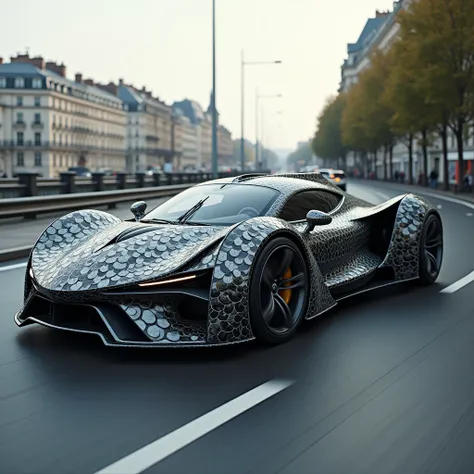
(396, 0, 474, 183)
(383, 35, 439, 185)
(341, 50, 394, 178)
(287, 141, 313, 170)
(312, 94, 347, 168)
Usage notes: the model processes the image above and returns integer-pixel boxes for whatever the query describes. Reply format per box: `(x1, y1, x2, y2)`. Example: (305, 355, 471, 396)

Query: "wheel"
(249, 236, 309, 344)
(418, 212, 443, 284)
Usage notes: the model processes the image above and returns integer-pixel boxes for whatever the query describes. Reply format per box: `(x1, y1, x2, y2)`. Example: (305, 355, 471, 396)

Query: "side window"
(279, 190, 342, 221)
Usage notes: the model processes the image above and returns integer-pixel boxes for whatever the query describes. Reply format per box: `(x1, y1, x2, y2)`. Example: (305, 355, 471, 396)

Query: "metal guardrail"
(0, 170, 271, 219)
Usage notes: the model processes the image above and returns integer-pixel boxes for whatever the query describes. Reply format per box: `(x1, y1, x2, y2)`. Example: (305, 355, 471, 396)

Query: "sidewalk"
(0, 197, 167, 252)
(354, 179, 474, 204)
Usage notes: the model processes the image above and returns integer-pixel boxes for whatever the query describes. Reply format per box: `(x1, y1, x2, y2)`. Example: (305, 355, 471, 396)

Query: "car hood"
(30, 213, 229, 292)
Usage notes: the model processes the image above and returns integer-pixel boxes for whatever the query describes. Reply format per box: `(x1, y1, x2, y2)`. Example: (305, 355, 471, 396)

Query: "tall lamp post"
(255, 92, 282, 170)
(240, 52, 281, 171)
(211, 0, 218, 178)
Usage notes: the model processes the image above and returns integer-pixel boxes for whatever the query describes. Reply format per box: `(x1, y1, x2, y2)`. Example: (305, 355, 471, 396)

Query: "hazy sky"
(2, 0, 394, 150)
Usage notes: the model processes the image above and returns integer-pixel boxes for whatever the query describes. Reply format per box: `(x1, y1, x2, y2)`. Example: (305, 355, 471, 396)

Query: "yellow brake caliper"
(279, 267, 293, 304)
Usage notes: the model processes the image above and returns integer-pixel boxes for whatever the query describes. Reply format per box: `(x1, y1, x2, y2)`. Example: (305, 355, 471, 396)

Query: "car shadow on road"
(14, 280, 443, 365)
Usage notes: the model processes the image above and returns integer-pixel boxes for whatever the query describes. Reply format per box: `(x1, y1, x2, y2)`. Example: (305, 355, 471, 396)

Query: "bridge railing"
(0, 170, 271, 219)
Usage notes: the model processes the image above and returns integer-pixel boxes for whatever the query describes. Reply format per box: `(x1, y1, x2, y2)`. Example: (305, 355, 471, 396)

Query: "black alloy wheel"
(249, 236, 309, 344)
(418, 212, 443, 284)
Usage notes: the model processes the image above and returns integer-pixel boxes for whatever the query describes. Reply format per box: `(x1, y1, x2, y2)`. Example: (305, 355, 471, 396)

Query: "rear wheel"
(249, 237, 309, 344)
(418, 212, 443, 284)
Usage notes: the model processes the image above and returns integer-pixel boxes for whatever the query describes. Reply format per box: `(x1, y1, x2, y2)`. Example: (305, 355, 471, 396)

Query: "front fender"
(206, 217, 336, 345)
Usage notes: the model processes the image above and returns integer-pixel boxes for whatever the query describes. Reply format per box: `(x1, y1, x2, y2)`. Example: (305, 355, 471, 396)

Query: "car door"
(277, 189, 369, 274)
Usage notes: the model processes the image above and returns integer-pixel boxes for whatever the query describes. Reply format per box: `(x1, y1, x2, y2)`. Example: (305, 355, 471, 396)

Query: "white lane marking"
(0, 262, 27, 272)
(440, 270, 474, 294)
(94, 379, 294, 474)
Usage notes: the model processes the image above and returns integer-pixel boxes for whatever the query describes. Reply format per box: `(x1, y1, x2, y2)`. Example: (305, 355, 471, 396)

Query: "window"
(145, 183, 279, 226)
(34, 152, 42, 166)
(32, 78, 42, 88)
(16, 96, 23, 106)
(16, 152, 24, 166)
(16, 132, 24, 145)
(14, 77, 24, 88)
(34, 96, 41, 107)
(0, 77, 6, 88)
(278, 190, 342, 222)
(34, 133, 41, 145)
(16, 112, 23, 123)
(34, 113, 41, 124)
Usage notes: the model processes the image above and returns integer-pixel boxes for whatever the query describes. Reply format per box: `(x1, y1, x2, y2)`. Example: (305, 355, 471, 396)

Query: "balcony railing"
(0, 140, 126, 153)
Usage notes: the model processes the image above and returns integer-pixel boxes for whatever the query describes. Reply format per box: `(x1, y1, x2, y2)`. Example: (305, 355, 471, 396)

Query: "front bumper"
(16, 276, 251, 348)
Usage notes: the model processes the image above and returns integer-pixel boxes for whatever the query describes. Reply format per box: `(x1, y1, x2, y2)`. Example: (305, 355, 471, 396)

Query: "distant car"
(68, 166, 91, 178)
(318, 168, 347, 191)
(16, 172, 443, 348)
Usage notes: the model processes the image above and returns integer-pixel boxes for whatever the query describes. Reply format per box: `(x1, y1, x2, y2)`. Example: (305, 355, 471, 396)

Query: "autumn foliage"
(312, 0, 474, 185)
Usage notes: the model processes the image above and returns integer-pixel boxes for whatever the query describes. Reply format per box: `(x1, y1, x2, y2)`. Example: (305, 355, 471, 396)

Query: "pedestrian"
(429, 169, 438, 189)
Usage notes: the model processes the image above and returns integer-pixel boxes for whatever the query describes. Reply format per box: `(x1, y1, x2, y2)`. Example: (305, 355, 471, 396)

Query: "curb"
(0, 246, 32, 263)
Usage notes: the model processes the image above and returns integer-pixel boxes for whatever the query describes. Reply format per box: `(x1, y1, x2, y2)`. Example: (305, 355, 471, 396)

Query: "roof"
(196, 172, 343, 195)
(347, 14, 389, 54)
(172, 99, 205, 125)
(117, 84, 144, 106)
(0, 62, 122, 103)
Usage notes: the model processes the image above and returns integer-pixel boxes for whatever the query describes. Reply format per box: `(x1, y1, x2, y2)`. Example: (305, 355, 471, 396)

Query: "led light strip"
(138, 274, 197, 287)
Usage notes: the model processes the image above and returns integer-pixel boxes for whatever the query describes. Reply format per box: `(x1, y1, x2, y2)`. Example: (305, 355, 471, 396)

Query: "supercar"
(15, 172, 443, 347)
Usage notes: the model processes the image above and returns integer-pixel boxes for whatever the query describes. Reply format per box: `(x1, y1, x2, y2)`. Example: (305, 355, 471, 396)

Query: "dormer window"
(0, 77, 6, 88)
(14, 77, 25, 88)
(32, 78, 42, 88)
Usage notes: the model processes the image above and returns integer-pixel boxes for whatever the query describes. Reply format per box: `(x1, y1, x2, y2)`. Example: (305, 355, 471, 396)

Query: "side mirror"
(304, 210, 332, 233)
(130, 201, 147, 221)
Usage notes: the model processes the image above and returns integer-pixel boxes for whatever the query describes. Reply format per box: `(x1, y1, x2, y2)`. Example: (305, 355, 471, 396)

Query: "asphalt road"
(1, 180, 474, 474)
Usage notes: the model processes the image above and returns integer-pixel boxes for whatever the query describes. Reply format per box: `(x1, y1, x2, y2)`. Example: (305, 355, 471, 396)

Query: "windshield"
(144, 183, 279, 225)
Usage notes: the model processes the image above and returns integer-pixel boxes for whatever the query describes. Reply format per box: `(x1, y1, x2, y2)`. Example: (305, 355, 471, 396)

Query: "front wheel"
(418, 212, 443, 284)
(249, 236, 309, 345)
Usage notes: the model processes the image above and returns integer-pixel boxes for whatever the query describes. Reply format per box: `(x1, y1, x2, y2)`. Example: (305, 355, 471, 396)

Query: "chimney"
(119, 78, 124, 85)
(0, 58, 3, 65)
(84, 79, 95, 86)
(75, 73, 83, 83)
(45, 61, 66, 77)
(10, 53, 44, 69)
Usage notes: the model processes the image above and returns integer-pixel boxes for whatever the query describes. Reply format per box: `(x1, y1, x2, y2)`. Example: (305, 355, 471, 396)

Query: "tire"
(249, 236, 309, 345)
(418, 211, 443, 285)
(339, 184, 347, 192)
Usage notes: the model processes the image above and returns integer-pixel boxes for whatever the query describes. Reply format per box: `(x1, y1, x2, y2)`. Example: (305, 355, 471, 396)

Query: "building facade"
(339, 0, 473, 182)
(173, 96, 234, 171)
(115, 81, 180, 173)
(0, 54, 126, 178)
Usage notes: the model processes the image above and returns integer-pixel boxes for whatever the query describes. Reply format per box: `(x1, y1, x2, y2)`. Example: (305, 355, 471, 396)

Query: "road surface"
(1, 180, 473, 474)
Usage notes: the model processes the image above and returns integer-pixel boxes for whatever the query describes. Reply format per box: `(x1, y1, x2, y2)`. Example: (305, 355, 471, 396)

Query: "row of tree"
(312, 0, 474, 189)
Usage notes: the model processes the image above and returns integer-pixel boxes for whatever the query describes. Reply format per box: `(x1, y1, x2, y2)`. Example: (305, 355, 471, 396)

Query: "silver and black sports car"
(16, 172, 443, 347)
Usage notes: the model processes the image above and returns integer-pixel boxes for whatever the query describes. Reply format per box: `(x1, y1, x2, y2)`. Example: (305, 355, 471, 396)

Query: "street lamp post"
(255, 92, 282, 170)
(240, 53, 281, 171)
(211, 0, 218, 179)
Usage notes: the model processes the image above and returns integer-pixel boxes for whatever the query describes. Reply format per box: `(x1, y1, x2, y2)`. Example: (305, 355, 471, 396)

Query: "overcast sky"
(2, 0, 394, 151)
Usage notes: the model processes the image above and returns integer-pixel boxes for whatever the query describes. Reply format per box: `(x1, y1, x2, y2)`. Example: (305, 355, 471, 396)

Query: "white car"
(318, 168, 347, 191)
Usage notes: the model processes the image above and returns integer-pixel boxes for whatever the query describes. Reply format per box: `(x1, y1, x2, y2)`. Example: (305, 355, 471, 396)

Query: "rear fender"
(379, 194, 433, 280)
